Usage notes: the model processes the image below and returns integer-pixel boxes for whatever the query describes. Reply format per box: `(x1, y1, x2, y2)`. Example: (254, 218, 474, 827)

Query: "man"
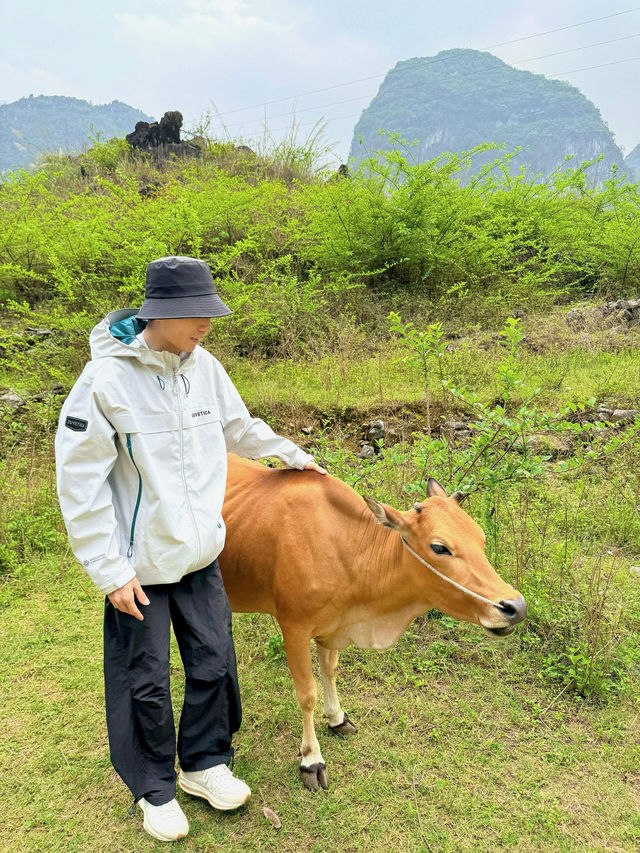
(55, 255, 326, 842)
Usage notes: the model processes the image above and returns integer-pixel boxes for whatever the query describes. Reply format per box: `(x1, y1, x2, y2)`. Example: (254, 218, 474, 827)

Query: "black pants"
(103, 559, 242, 806)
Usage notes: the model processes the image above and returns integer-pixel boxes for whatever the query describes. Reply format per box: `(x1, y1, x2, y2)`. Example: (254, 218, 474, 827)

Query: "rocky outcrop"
(125, 111, 206, 162)
(566, 299, 640, 331)
(126, 111, 183, 148)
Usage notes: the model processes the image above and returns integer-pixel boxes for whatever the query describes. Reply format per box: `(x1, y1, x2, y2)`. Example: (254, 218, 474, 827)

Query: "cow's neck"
(318, 515, 430, 651)
(357, 516, 421, 607)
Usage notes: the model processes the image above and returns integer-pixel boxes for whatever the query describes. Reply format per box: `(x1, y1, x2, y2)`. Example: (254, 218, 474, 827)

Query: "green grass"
(2, 306, 640, 851)
(1, 555, 639, 852)
(227, 313, 640, 414)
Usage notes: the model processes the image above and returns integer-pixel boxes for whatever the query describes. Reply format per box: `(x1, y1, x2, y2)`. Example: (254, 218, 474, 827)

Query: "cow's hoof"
(328, 712, 358, 736)
(300, 762, 329, 791)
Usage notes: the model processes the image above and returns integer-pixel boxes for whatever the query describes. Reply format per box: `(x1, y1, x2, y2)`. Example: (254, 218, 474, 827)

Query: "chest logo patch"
(191, 410, 212, 418)
(65, 416, 88, 432)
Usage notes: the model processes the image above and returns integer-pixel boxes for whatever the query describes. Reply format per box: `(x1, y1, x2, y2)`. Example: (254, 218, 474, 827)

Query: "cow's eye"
(431, 543, 451, 556)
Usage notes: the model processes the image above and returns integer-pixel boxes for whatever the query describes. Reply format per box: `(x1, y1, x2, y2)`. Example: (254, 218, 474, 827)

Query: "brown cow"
(219, 454, 526, 791)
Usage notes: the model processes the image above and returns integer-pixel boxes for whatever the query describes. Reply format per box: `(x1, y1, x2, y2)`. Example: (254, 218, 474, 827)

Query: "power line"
(483, 6, 640, 49)
(519, 31, 640, 63)
(221, 33, 640, 131)
(260, 55, 640, 137)
(213, 7, 640, 118)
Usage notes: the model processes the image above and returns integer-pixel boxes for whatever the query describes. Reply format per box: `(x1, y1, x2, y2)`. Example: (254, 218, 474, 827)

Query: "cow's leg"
(282, 627, 328, 791)
(315, 643, 358, 735)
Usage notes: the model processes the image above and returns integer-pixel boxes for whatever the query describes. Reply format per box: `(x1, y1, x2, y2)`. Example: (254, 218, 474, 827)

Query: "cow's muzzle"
(484, 596, 527, 637)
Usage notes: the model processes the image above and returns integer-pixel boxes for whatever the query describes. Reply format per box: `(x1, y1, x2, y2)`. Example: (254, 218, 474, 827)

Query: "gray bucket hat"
(137, 255, 232, 319)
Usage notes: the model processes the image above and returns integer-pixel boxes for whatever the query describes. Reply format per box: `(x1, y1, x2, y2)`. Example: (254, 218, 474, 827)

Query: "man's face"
(148, 317, 212, 355)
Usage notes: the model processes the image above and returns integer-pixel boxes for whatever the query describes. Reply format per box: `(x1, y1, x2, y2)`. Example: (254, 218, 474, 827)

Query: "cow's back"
(219, 454, 367, 621)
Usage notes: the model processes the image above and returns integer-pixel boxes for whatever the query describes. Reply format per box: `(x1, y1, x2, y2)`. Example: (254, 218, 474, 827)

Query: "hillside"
(349, 48, 626, 182)
(625, 143, 640, 178)
(0, 95, 154, 173)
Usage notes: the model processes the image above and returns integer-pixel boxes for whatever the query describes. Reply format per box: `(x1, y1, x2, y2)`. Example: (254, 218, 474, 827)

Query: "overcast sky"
(2, 0, 639, 165)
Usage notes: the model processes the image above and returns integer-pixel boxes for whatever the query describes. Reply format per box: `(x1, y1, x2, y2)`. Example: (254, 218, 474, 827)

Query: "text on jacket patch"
(191, 410, 211, 418)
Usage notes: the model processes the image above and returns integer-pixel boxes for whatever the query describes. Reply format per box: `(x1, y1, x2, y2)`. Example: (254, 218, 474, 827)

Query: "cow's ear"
(450, 490, 467, 504)
(426, 477, 448, 498)
(362, 496, 405, 530)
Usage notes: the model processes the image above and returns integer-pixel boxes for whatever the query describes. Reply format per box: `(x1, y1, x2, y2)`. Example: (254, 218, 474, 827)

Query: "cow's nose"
(495, 596, 527, 624)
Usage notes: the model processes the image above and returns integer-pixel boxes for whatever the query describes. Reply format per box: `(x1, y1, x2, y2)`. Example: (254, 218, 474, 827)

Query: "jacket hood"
(90, 308, 195, 371)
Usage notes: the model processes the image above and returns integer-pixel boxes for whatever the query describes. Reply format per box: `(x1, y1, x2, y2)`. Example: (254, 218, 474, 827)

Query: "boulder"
(366, 419, 385, 442)
(0, 391, 26, 410)
(565, 308, 586, 330)
(611, 409, 639, 422)
(357, 443, 376, 460)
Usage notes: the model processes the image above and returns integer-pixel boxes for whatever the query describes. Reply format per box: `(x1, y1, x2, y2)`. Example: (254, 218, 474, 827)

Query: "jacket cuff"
(286, 447, 315, 470)
(96, 564, 137, 596)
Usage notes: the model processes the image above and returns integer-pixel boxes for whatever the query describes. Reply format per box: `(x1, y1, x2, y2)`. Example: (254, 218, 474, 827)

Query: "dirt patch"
(252, 400, 452, 452)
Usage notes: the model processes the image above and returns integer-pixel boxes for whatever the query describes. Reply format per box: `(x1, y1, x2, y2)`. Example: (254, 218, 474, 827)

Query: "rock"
(301, 425, 314, 435)
(0, 383, 65, 408)
(357, 443, 376, 460)
(565, 308, 586, 330)
(366, 419, 385, 442)
(327, 163, 351, 183)
(126, 111, 183, 148)
(0, 392, 26, 410)
(611, 409, 639, 423)
(24, 327, 53, 338)
(125, 111, 203, 163)
(596, 407, 613, 419)
(629, 566, 640, 576)
(385, 427, 402, 445)
(595, 299, 640, 326)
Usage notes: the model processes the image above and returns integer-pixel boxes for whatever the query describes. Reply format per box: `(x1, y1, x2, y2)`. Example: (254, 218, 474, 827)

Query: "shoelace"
(154, 799, 185, 816)
(203, 763, 233, 783)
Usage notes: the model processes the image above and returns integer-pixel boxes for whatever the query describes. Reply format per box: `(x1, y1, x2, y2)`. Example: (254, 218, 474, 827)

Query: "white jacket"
(55, 309, 314, 594)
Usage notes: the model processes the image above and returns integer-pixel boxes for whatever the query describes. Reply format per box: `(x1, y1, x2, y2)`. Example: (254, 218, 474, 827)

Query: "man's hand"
(107, 577, 150, 621)
(304, 461, 328, 475)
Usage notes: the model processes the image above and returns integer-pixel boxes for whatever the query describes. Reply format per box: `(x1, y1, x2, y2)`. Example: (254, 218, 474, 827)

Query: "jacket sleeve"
(213, 358, 315, 469)
(54, 366, 136, 595)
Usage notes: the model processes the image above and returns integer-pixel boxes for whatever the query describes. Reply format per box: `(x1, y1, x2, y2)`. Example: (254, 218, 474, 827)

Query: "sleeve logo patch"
(65, 416, 88, 432)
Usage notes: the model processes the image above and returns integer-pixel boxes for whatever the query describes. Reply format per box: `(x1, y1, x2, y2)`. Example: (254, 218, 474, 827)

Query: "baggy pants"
(103, 559, 242, 806)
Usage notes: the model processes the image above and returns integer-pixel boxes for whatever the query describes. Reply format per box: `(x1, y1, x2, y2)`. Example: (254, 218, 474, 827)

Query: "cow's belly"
(316, 601, 428, 651)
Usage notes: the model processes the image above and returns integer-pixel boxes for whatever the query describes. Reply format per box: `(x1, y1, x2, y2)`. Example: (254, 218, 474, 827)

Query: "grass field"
(1, 552, 639, 852)
(1, 309, 640, 852)
(4, 127, 640, 851)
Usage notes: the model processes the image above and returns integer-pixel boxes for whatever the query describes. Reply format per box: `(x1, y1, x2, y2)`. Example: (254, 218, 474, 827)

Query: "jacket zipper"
(125, 433, 142, 559)
(174, 369, 201, 565)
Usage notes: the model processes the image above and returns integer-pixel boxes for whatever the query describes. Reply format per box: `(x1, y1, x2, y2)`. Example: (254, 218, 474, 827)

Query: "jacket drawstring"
(156, 375, 166, 390)
(180, 374, 190, 396)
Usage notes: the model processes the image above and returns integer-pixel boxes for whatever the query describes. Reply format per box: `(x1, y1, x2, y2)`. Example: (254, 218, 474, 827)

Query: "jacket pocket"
(125, 433, 143, 558)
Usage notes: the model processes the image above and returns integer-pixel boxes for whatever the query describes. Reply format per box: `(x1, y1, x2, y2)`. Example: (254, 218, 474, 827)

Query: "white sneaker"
(137, 797, 189, 842)
(178, 763, 251, 810)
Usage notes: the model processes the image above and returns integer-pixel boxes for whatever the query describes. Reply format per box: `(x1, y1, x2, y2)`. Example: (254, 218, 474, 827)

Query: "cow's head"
(363, 478, 526, 636)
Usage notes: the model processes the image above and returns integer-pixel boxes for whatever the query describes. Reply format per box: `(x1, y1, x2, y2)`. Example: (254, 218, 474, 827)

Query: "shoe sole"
(178, 775, 251, 811)
(139, 811, 188, 842)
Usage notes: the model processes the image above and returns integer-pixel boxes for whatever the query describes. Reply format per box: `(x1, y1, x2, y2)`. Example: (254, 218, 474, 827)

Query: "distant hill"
(625, 144, 640, 179)
(0, 95, 154, 173)
(348, 49, 627, 183)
